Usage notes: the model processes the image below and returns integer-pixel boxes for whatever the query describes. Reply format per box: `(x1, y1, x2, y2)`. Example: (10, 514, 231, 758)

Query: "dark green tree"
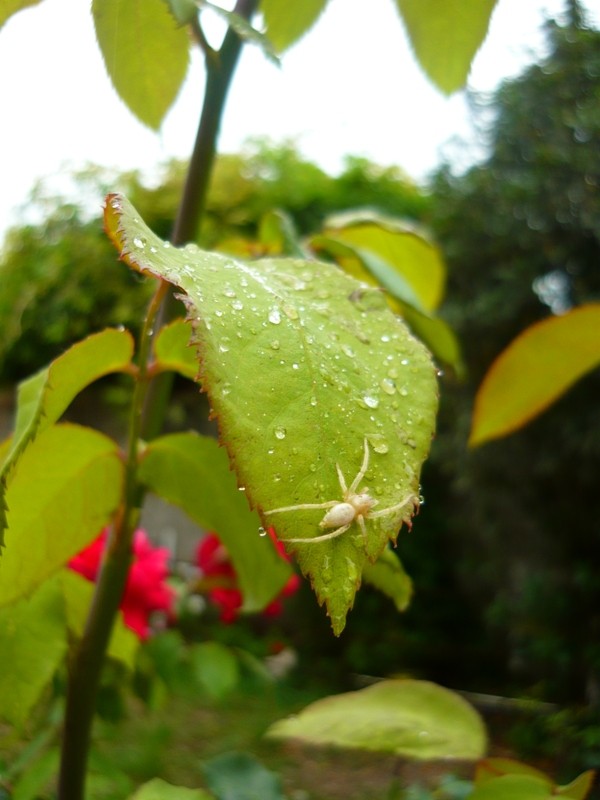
(427, 0, 600, 706)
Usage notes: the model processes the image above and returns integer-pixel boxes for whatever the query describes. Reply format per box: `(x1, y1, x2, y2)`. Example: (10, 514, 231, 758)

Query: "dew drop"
(274, 426, 287, 440)
(258, 527, 267, 537)
(231, 299, 244, 311)
(400, 386, 409, 397)
(342, 344, 356, 358)
(133, 236, 145, 249)
(362, 394, 379, 409)
(270, 340, 280, 350)
(149, 246, 157, 254)
(283, 304, 299, 320)
(268, 308, 282, 325)
(380, 378, 396, 395)
(223, 288, 236, 298)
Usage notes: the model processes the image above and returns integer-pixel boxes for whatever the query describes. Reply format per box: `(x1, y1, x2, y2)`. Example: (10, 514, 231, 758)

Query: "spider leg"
(280, 523, 351, 544)
(348, 438, 370, 494)
(369, 494, 415, 518)
(335, 463, 348, 495)
(357, 515, 368, 541)
(264, 500, 338, 515)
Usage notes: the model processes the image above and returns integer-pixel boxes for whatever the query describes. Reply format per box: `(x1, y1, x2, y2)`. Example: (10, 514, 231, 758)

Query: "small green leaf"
(0, 0, 43, 29)
(470, 775, 554, 800)
(0, 424, 124, 606)
(59, 570, 139, 669)
(128, 778, 212, 800)
(260, 0, 328, 51)
(202, 752, 285, 800)
(105, 194, 438, 634)
(557, 771, 596, 800)
(267, 679, 487, 759)
(475, 759, 552, 786)
(3, 328, 133, 478)
(153, 318, 198, 380)
(259, 210, 307, 258)
(362, 546, 413, 612)
(0, 577, 66, 727)
(470, 304, 600, 446)
(139, 432, 291, 612)
(394, 0, 498, 94)
(92, 0, 190, 130)
(199, 1, 279, 65)
(190, 641, 240, 700)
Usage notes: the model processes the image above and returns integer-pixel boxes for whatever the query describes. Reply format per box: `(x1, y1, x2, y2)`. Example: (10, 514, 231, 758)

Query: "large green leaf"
(105, 193, 438, 634)
(2, 328, 133, 480)
(92, 0, 190, 130)
(138, 432, 291, 612)
(394, 0, 498, 95)
(266, 679, 487, 759)
(470, 304, 600, 446)
(0, 0, 43, 29)
(260, 0, 328, 51)
(0, 576, 66, 727)
(0, 424, 124, 607)
(128, 778, 212, 800)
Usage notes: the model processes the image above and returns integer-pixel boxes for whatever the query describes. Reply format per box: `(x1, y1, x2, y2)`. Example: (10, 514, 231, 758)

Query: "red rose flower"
(69, 529, 175, 640)
(196, 529, 300, 623)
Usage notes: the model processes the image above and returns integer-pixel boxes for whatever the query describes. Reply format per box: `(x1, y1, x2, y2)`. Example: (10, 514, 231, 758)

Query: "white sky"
(1, 0, 598, 243)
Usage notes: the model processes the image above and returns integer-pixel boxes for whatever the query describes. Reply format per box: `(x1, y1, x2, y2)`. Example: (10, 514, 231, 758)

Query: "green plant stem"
(141, 0, 260, 441)
(57, 282, 168, 800)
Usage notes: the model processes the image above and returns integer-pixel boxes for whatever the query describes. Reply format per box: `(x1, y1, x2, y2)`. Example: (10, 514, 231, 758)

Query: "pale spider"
(264, 439, 415, 543)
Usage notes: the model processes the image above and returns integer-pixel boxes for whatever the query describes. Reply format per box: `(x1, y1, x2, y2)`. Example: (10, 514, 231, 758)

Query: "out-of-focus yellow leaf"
(321, 211, 446, 313)
(470, 304, 600, 447)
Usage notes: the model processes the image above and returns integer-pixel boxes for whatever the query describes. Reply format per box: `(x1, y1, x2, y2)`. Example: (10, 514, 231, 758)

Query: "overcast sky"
(1, 0, 598, 242)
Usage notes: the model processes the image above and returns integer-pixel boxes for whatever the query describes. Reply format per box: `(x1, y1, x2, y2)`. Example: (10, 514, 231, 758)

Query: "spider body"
(264, 439, 415, 544)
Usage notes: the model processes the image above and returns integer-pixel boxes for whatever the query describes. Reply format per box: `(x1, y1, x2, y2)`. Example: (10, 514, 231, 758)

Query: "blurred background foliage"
(1, 1, 600, 772)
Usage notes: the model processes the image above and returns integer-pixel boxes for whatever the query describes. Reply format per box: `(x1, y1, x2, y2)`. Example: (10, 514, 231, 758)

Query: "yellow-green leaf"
(320, 212, 446, 313)
(267, 679, 487, 759)
(92, 0, 190, 130)
(470, 304, 600, 446)
(394, 0, 498, 94)
(0, 576, 66, 727)
(0, 424, 124, 607)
